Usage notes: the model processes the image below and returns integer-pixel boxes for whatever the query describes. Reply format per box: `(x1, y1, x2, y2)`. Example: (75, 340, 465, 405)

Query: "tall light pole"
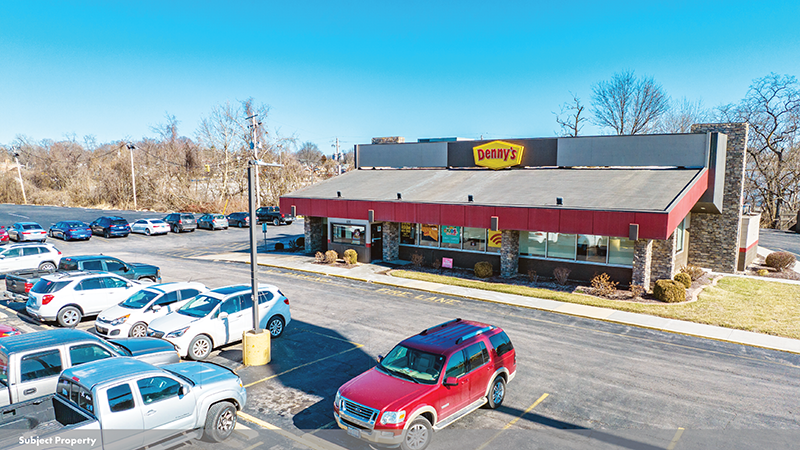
(12, 147, 27, 204)
(247, 114, 263, 203)
(126, 143, 137, 210)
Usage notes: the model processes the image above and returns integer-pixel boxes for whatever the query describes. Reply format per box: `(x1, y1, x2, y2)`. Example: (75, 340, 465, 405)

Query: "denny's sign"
(473, 140, 524, 170)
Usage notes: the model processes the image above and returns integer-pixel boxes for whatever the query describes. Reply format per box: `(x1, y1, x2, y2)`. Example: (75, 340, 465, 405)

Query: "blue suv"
(90, 216, 131, 238)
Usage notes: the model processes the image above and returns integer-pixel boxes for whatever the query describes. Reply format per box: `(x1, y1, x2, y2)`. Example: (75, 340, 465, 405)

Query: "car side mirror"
(151, 305, 162, 312)
(123, 266, 130, 272)
(376, 355, 383, 363)
(0, 255, 4, 260)
(180, 385, 190, 396)
(127, 282, 133, 288)
(218, 312, 228, 320)
(444, 377, 458, 387)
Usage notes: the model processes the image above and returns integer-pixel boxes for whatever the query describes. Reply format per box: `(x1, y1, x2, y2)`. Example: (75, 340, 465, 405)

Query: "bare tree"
(655, 97, 711, 133)
(296, 141, 322, 165)
(591, 70, 670, 135)
(553, 93, 587, 137)
(720, 73, 800, 228)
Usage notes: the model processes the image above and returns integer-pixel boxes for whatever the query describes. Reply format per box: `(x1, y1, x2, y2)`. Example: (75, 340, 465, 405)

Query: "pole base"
(243, 329, 271, 366)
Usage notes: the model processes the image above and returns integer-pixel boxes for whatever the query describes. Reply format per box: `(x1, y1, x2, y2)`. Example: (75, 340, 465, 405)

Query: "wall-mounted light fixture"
(368, 209, 375, 222)
(490, 216, 499, 231)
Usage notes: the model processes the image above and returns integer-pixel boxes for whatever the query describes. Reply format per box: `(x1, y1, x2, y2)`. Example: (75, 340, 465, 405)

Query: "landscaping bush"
(765, 251, 797, 272)
(590, 273, 618, 297)
(527, 269, 539, 284)
(275, 242, 284, 250)
(653, 279, 686, 303)
(680, 264, 705, 281)
(343, 249, 358, 265)
(474, 261, 493, 278)
(757, 269, 769, 277)
(553, 267, 571, 285)
(411, 252, 424, 268)
(432, 259, 442, 270)
(674, 272, 692, 288)
(629, 284, 645, 298)
(325, 250, 338, 264)
(315, 251, 325, 263)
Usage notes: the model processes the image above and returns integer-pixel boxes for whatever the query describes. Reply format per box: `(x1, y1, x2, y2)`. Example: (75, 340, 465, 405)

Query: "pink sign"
(442, 257, 453, 269)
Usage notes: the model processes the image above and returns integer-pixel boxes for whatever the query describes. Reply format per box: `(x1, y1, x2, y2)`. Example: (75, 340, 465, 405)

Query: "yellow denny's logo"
(473, 141, 524, 169)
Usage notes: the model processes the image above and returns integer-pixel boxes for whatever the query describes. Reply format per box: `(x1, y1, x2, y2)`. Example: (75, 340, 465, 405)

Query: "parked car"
(0, 328, 180, 406)
(226, 212, 250, 228)
(0, 324, 21, 338)
(148, 283, 291, 360)
(0, 357, 247, 448)
(47, 220, 92, 241)
(131, 218, 170, 235)
(90, 216, 131, 238)
(334, 319, 516, 450)
(7, 222, 47, 242)
(164, 212, 197, 233)
(96, 282, 208, 338)
(256, 206, 294, 226)
(5, 254, 160, 301)
(0, 242, 62, 275)
(198, 213, 229, 230)
(0, 226, 8, 245)
(26, 272, 145, 327)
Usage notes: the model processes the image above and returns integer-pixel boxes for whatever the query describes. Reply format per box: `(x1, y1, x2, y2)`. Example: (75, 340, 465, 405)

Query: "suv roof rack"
(455, 325, 494, 345)
(419, 318, 461, 336)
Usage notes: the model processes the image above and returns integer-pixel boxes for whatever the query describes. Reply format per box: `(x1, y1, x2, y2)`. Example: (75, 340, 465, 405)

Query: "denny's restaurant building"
(280, 123, 759, 289)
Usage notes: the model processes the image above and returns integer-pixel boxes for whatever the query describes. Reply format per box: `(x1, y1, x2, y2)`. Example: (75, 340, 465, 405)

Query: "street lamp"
(12, 148, 27, 205)
(126, 143, 137, 210)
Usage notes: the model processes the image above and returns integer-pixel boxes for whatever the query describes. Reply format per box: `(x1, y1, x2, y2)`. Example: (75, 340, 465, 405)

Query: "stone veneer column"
(632, 239, 653, 290)
(304, 217, 324, 254)
(500, 230, 520, 278)
(650, 232, 677, 282)
(382, 222, 399, 262)
(688, 123, 748, 273)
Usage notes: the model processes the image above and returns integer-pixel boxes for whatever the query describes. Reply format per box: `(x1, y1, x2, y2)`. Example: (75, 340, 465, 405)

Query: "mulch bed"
(745, 257, 800, 281)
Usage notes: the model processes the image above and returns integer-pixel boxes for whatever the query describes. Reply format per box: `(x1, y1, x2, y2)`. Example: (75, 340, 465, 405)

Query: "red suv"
(334, 319, 516, 450)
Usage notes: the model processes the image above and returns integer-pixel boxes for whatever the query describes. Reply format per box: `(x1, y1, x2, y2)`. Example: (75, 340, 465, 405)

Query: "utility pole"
(126, 143, 137, 210)
(332, 137, 342, 175)
(12, 147, 27, 204)
(247, 114, 263, 204)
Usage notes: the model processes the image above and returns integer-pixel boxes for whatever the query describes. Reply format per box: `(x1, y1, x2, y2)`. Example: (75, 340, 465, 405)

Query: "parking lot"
(3, 204, 800, 449)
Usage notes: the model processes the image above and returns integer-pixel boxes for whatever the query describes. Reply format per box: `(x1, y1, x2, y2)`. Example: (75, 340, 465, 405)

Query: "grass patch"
(390, 271, 800, 339)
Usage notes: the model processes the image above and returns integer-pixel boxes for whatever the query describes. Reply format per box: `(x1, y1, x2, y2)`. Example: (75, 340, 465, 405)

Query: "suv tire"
(487, 376, 506, 409)
(401, 416, 432, 450)
(267, 315, 285, 338)
(57, 306, 82, 328)
(203, 401, 236, 443)
(273, 218, 280, 227)
(188, 334, 213, 360)
(38, 261, 56, 272)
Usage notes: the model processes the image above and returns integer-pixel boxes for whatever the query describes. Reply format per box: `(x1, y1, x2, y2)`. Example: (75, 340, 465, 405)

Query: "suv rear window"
(111, 219, 128, 226)
(21, 224, 41, 230)
(59, 260, 78, 271)
(488, 331, 514, 356)
(31, 280, 71, 294)
(180, 214, 194, 220)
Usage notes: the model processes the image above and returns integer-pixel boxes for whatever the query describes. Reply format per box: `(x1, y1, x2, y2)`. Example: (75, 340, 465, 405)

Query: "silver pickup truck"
(0, 329, 180, 407)
(0, 357, 247, 449)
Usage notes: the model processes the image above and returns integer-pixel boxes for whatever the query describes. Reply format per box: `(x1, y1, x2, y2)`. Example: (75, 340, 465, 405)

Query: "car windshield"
(121, 290, 160, 309)
(178, 294, 221, 317)
(376, 345, 444, 385)
(213, 214, 224, 219)
(31, 280, 71, 294)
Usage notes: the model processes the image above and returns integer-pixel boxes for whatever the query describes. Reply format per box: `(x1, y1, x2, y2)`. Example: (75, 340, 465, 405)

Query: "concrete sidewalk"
(196, 251, 800, 355)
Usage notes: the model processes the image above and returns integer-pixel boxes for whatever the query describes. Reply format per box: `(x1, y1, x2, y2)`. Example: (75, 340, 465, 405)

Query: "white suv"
(26, 272, 144, 327)
(96, 282, 208, 338)
(147, 284, 291, 360)
(0, 242, 62, 274)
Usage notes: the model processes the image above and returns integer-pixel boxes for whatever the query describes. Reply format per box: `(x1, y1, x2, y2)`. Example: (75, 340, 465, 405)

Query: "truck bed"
(4, 269, 54, 300)
(0, 395, 94, 447)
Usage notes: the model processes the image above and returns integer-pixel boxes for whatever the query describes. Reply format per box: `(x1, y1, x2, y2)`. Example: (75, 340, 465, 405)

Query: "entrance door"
(371, 224, 383, 261)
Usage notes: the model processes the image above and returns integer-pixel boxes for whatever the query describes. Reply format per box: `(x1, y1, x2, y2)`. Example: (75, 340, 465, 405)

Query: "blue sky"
(2, 1, 799, 155)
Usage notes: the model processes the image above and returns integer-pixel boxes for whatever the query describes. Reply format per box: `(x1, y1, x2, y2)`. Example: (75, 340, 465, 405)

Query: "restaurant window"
(608, 237, 635, 266)
(462, 228, 487, 252)
(577, 235, 608, 263)
(487, 230, 502, 253)
(331, 223, 366, 246)
(440, 226, 461, 249)
(519, 231, 547, 257)
(419, 224, 439, 247)
(400, 223, 417, 245)
(547, 233, 576, 260)
(675, 218, 686, 253)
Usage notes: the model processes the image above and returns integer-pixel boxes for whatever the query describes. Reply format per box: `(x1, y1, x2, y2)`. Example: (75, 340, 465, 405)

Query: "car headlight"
(110, 314, 130, 326)
(380, 410, 406, 425)
(166, 326, 189, 338)
(334, 391, 341, 408)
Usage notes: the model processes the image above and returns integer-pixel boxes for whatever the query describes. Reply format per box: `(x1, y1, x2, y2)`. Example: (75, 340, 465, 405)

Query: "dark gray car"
(164, 212, 197, 233)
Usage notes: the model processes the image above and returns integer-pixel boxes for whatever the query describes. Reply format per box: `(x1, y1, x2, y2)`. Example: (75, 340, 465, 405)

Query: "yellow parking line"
(302, 329, 364, 346)
(238, 412, 347, 450)
(244, 344, 364, 388)
(475, 393, 549, 450)
(241, 443, 260, 450)
(666, 427, 685, 450)
(307, 421, 337, 435)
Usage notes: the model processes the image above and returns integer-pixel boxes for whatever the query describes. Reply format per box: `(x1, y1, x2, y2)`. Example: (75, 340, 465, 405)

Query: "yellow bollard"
(242, 329, 271, 366)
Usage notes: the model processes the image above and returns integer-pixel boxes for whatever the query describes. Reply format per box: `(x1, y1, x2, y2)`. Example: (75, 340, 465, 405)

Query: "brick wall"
(651, 232, 677, 281)
(382, 222, 399, 261)
(632, 239, 653, 289)
(688, 123, 749, 272)
(304, 217, 325, 254)
(500, 230, 520, 278)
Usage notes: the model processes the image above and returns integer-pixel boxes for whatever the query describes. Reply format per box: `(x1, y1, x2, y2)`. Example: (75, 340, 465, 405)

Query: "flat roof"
(284, 167, 703, 212)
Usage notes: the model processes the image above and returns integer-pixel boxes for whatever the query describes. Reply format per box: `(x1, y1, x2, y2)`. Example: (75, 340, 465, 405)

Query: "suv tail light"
(42, 294, 55, 305)
(284, 298, 290, 305)
(281, 213, 285, 218)
(24, 282, 33, 293)
(178, 220, 183, 224)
